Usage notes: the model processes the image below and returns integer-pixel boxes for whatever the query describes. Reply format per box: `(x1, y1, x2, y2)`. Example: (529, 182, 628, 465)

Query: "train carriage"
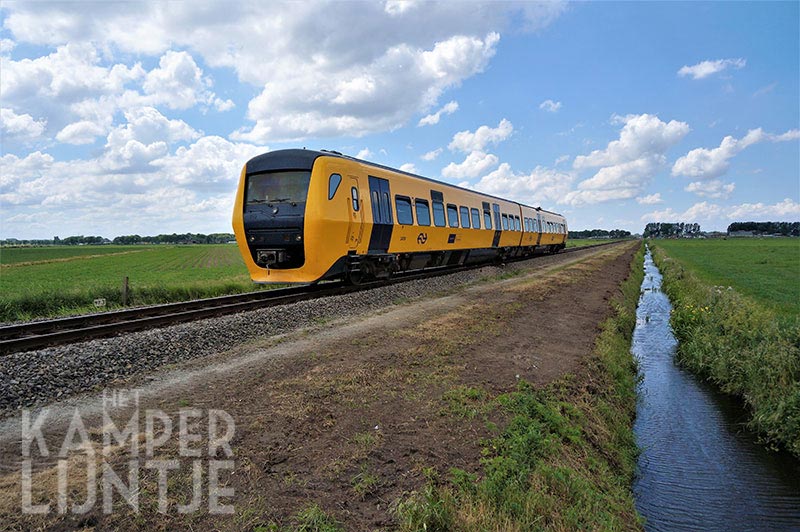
(233, 149, 567, 284)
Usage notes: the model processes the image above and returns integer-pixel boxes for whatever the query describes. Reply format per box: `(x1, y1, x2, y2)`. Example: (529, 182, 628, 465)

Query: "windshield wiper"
(270, 197, 292, 203)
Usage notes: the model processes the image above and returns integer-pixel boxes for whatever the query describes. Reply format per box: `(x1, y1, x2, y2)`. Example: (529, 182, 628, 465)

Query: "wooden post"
(122, 276, 129, 306)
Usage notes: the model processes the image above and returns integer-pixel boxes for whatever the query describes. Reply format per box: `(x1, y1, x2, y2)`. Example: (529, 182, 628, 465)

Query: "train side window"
(351, 187, 359, 211)
(516, 216, 521, 231)
(415, 200, 431, 226)
(371, 190, 380, 219)
(328, 173, 342, 200)
(432, 200, 446, 227)
(459, 206, 471, 228)
(447, 204, 459, 227)
(524, 218, 529, 232)
(502, 214, 509, 230)
(483, 202, 492, 230)
(395, 196, 413, 225)
(471, 208, 481, 229)
(383, 191, 393, 224)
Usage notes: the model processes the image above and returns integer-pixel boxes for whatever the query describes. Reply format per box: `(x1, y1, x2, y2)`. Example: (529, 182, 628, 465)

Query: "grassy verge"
(650, 244, 800, 457)
(566, 238, 628, 248)
(394, 243, 645, 531)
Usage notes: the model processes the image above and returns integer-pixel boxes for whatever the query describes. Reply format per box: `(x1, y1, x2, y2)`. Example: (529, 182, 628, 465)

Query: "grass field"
(0, 245, 266, 321)
(650, 238, 800, 317)
(566, 238, 627, 248)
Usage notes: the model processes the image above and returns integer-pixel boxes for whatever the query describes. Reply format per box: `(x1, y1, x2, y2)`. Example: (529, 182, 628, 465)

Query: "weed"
(293, 503, 343, 532)
(351, 464, 381, 498)
(442, 385, 490, 418)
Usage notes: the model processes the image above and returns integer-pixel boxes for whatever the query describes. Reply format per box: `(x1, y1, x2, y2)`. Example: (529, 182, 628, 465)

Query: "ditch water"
(632, 247, 800, 531)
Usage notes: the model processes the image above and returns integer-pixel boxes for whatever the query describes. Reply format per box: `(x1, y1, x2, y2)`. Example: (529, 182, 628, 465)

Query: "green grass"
(0, 245, 143, 264)
(650, 240, 800, 457)
(394, 244, 645, 531)
(0, 244, 276, 321)
(566, 238, 627, 248)
(652, 238, 800, 318)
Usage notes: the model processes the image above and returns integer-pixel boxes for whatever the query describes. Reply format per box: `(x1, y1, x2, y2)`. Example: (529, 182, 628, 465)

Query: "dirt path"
(0, 242, 639, 531)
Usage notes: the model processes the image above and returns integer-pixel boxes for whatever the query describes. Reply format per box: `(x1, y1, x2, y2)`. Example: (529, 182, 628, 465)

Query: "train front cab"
(233, 150, 358, 284)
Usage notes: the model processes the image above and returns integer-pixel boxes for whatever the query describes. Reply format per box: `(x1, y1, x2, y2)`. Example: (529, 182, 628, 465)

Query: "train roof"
(245, 148, 566, 219)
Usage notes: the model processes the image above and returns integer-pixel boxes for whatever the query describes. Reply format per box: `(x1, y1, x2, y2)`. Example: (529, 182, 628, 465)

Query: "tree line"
(643, 223, 702, 238)
(1, 233, 236, 246)
(568, 229, 632, 239)
(727, 221, 799, 236)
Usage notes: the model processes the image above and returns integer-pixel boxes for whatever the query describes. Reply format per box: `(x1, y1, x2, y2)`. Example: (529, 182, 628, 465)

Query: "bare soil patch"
(1, 242, 638, 531)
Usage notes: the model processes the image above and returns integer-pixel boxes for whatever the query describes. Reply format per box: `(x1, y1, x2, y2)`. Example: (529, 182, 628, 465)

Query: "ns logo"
(417, 232, 428, 244)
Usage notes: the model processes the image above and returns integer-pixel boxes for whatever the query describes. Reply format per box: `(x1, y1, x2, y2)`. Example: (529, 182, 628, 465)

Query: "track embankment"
(0, 241, 644, 531)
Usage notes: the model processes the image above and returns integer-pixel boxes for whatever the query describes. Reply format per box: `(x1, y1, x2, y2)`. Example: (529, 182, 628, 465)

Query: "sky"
(1, 0, 798, 239)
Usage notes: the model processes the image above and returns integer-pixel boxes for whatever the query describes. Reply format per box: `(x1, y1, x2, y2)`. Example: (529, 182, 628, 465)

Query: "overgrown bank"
(392, 244, 646, 530)
(650, 244, 800, 457)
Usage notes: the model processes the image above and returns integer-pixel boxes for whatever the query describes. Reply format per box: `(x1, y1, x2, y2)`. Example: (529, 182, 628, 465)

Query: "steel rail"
(0, 241, 626, 354)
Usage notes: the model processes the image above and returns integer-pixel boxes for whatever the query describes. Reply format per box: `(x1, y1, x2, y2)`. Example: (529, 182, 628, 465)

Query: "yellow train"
(232, 149, 568, 283)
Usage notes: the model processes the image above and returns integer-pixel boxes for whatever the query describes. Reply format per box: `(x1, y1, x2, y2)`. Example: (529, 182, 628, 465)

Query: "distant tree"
(727, 221, 799, 236)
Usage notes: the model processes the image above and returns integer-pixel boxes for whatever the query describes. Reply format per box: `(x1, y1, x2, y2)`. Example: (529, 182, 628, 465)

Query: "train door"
(367, 176, 394, 253)
(347, 176, 363, 249)
(491, 203, 502, 247)
(536, 214, 543, 245)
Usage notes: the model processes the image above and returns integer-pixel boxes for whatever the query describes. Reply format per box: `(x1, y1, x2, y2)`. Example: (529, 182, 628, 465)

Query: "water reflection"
(632, 247, 800, 531)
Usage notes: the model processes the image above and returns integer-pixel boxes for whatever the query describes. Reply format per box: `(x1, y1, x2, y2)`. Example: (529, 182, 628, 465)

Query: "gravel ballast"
(0, 249, 602, 416)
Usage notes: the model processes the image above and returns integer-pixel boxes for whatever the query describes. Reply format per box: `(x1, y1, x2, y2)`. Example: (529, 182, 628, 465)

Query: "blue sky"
(1, 1, 798, 239)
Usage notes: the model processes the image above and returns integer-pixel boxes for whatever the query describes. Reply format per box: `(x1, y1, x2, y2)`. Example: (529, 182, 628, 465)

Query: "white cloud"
(539, 99, 562, 112)
(554, 155, 569, 165)
(152, 136, 267, 192)
(574, 114, 690, 169)
(565, 114, 689, 206)
(139, 50, 229, 111)
(772, 129, 800, 142)
(727, 198, 800, 220)
(471, 162, 573, 206)
(677, 58, 746, 80)
(0, 44, 232, 146)
(672, 128, 799, 179)
(421, 148, 443, 161)
(0, 38, 16, 55)
(418, 100, 459, 126)
(441, 151, 499, 179)
(684, 180, 735, 199)
(448, 118, 513, 153)
(0, 108, 46, 140)
(234, 32, 500, 141)
(2, 1, 567, 144)
(399, 163, 417, 173)
(641, 201, 721, 222)
(1, 136, 266, 236)
(100, 107, 200, 172)
(636, 193, 663, 205)
(55, 120, 107, 145)
(356, 148, 373, 160)
(385, 1, 420, 16)
(642, 199, 800, 224)
(753, 82, 778, 98)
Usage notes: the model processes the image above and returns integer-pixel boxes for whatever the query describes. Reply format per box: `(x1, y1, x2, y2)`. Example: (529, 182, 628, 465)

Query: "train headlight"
(248, 235, 255, 242)
(295, 234, 303, 241)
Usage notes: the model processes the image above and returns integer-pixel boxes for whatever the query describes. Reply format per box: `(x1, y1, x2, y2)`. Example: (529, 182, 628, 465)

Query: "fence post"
(122, 276, 129, 306)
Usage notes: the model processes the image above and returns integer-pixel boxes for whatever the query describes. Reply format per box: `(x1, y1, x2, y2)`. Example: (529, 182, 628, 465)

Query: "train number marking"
(417, 232, 428, 244)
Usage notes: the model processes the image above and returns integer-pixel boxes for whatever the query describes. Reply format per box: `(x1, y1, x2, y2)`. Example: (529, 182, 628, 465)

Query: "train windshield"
(245, 170, 311, 204)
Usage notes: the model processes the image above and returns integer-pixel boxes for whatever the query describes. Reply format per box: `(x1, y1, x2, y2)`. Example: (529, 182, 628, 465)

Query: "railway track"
(0, 241, 625, 354)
